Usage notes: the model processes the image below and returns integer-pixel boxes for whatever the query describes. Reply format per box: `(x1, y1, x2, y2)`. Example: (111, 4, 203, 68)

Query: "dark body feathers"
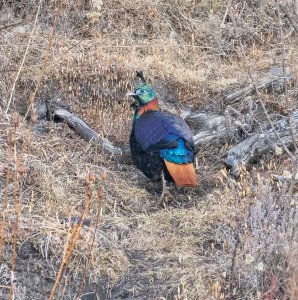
(130, 110, 195, 183)
(130, 129, 167, 181)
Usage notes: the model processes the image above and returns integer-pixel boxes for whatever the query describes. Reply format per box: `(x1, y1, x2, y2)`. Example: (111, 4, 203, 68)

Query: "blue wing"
(134, 111, 194, 150)
(133, 111, 194, 163)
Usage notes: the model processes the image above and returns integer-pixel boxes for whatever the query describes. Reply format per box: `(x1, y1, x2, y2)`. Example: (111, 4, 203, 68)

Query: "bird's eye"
(136, 89, 144, 95)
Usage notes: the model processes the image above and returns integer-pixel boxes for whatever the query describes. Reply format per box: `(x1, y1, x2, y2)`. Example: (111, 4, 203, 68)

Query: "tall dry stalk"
(9, 113, 22, 300)
(49, 170, 95, 300)
(5, 0, 43, 114)
(0, 130, 13, 263)
(23, 0, 61, 120)
(277, 0, 298, 197)
(76, 182, 105, 298)
(229, 2, 295, 161)
(1, 2, 62, 298)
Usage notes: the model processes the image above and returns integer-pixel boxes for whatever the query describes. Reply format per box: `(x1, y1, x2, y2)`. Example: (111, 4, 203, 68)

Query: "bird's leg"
(158, 171, 167, 206)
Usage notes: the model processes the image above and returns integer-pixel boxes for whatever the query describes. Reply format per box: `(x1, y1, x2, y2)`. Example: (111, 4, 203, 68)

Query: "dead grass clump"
(202, 168, 298, 299)
(99, 0, 296, 53)
(14, 213, 130, 285)
(0, 113, 134, 296)
(6, 0, 297, 53)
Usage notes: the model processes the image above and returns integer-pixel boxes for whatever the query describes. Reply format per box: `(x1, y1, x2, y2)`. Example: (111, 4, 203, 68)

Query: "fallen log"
(183, 111, 233, 146)
(54, 108, 102, 143)
(224, 111, 298, 175)
(182, 108, 254, 149)
(55, 107, 134, 159)
(45, 100, 124, 157)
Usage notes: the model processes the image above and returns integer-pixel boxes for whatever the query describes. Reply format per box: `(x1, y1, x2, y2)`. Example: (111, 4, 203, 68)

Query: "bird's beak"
(126, 91, 137, 96)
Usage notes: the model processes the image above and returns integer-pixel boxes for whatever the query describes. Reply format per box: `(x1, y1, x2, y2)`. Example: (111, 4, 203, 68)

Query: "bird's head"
(126, 83, 156, 106)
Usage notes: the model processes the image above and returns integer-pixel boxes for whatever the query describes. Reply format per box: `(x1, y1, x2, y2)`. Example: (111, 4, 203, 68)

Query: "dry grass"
(0, 0, 297, 299)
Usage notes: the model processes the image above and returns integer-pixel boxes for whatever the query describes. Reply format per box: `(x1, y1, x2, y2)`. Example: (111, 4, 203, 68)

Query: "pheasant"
(127, 72, 198, 203)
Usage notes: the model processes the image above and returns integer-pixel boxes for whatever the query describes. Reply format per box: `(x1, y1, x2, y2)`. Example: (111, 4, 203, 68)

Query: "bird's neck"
(135, 97, 159, 119)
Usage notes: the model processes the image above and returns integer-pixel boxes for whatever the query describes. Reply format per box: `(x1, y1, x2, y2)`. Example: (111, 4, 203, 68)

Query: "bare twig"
(5, 1, 42, 113)
(0, 21, 23, 32)
(280, 4, 298, 35)
(23, 1, 61, 121)
(229, 229, 241, 298)
(263, 271, 278, 300)
(76, 185, 104, 297)
(10, 160, 17, 300)
(277, 0, 297, 153)
(10, 115, 22, 300)
(257, 94, 295, 160)
(0, 131, 12, 263)
(277, 0, 298, 199)
(236, 40, 295, 160)
(49, 171, 94, 300)
(239, 50, 295, 160)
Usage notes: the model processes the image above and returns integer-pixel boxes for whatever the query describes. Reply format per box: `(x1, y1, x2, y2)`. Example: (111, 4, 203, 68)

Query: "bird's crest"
(136, 71, 146, 83)
(134, 71, 154, 94)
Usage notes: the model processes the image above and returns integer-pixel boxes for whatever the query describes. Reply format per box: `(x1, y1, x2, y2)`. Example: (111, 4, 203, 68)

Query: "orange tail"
(164, 160, 198, 187)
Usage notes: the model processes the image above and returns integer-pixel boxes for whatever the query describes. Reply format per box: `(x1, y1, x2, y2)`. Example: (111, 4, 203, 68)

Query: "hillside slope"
(0, 1, 297, 299)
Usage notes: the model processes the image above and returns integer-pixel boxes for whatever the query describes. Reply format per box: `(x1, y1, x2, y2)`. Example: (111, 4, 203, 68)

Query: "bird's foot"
(158, 189, 172, 207)
(157, 172, 172, 207)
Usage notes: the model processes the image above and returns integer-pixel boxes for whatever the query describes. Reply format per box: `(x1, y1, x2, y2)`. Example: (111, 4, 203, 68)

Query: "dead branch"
(224, 111, 298, 175)
(280, 4, 298, 35)
(0, 21, 23, 32)
(52, 107, 123, 157)
(183, 111, 233, 146)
